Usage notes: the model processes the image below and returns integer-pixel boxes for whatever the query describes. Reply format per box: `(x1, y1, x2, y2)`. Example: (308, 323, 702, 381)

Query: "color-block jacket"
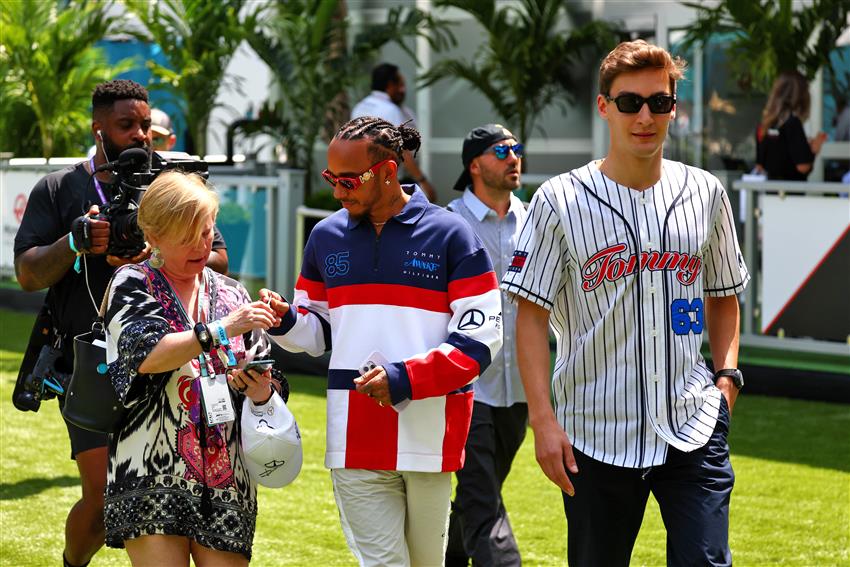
(271, 189, 503, 472)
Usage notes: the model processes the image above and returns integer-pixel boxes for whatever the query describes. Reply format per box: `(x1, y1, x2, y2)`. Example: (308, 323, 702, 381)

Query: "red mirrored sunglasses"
(321, 159, 396, 191)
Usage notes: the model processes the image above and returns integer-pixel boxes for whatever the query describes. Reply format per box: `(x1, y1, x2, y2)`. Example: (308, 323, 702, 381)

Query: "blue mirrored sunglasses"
(485, 143, 524, 160)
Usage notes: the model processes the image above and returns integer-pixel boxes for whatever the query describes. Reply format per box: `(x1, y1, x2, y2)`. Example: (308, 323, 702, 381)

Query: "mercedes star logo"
(458, 309, 485, 330)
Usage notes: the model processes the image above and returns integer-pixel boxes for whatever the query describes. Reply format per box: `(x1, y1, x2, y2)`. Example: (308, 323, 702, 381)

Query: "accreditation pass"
(200, 373, 236, 425)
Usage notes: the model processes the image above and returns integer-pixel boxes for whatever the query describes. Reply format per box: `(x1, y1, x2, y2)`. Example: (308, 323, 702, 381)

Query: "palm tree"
(247, 0, 454, 197)
(420, 0, 620, 156)
(0, 0, 130, 157)
(680, 0, 850, 93)
(124, 0, 261, 157)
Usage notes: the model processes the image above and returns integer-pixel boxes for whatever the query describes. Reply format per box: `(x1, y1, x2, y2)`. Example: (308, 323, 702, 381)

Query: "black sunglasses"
(485, 143, 524, 160)
(605, 93, 676, 114)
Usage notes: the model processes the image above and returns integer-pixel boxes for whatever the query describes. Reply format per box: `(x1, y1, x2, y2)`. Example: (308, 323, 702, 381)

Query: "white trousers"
(331, 468, 452, 567)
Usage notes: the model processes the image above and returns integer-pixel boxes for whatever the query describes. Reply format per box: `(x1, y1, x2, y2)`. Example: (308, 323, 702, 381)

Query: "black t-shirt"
(14, 162, 227, 345)
(756, 114, 814, 181)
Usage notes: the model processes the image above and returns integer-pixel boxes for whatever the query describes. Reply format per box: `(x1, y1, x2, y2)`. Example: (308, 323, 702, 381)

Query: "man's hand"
(532, 417, 579, 496)
(354, 366, 391, 407)
(71, 205, 110, 254)
(107, 242, 151, 267)
(258, 288, 290, 318)
(715, 376, 738, 414)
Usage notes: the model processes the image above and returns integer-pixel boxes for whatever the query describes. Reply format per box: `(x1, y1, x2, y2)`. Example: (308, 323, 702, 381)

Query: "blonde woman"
(103, 171, 282, 565)
(756, 70, 827, 180)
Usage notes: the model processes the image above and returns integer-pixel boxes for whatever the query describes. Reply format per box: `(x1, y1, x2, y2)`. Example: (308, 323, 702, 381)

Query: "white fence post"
(268, 168, 305, 299)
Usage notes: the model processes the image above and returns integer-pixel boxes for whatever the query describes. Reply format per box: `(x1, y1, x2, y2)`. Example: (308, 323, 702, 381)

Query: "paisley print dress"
(103, 262, 270, 559)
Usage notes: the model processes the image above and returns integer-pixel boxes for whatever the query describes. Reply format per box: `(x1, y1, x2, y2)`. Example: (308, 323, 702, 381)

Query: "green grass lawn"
(1, 308, 848, 566)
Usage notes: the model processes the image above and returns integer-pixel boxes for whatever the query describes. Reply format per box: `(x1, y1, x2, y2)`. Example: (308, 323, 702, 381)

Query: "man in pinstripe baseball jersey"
(502, 40, 749, 566)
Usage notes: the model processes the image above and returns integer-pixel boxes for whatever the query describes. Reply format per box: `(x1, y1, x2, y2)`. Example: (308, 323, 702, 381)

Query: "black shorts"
(57, 397, 108, 459)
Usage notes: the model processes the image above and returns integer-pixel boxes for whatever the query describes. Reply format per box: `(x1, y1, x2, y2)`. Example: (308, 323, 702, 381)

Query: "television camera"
(87, 148, 209, 258)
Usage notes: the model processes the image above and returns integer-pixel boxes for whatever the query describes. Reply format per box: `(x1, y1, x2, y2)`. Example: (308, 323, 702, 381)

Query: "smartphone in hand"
(244, 359, 274, 373)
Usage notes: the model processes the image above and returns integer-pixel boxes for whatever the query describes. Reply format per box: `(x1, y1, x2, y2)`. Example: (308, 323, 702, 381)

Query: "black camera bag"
(62, 276, 124, 433)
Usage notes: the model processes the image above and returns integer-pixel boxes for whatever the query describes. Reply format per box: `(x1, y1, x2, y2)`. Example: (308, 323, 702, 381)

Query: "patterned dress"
(103, 262, 270, 559)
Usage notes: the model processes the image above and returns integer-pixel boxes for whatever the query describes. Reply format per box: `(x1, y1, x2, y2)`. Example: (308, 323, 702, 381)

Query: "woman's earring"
(149, 247, 164, 269)
(385, 179, 391, 185)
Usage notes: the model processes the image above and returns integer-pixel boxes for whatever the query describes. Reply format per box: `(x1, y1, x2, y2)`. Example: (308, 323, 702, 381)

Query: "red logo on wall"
(13, 194, 27, 223)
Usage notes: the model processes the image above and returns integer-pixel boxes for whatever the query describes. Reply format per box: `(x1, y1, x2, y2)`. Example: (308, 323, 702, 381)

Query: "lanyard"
(158, 268, 214, 377)
(88, 157, 108, 205)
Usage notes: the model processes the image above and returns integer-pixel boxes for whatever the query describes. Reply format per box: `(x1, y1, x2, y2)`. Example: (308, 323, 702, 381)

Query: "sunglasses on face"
(485, 143, 524, 160)
(321, 158, 396, 191)
(605, 93, 676, 114)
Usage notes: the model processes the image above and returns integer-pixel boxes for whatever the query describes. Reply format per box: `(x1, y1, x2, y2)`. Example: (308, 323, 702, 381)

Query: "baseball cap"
(453, 123, 516, 191)
(241, 392, 303, 488)
(150, 108, 173, 137)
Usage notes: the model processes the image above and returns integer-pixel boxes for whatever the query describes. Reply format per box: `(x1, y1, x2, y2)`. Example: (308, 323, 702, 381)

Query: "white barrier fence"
(0, 159, 305, 298)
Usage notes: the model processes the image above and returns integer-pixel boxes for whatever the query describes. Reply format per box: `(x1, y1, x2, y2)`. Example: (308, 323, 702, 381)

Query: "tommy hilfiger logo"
(508, 251, 528, 272)
(403, 249, 442, 279)
(404, 258, 439, 272)
(582, 243, 702, 292)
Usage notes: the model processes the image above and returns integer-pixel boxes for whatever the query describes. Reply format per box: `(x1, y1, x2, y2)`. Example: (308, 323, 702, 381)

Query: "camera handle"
(70, 214, 94, 251)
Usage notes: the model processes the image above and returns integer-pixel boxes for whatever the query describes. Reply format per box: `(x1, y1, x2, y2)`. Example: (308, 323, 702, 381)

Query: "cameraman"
(12, 80, 223, 567)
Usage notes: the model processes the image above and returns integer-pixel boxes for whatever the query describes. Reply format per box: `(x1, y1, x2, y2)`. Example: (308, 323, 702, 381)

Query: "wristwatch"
(193, 322, 213, 353)
(714, 368, 744, 390)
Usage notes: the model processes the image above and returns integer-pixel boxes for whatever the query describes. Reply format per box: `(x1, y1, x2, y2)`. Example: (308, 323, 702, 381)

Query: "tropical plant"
(420, 0, 620, 155)
(680, 0, 850, 93)
(0, 0, 130, 158)
(247, 0, 454, 197)
(124, 0, 261, 157)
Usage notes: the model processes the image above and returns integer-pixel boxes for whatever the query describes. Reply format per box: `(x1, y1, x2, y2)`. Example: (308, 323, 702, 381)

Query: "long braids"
(335, 116, 422, 163)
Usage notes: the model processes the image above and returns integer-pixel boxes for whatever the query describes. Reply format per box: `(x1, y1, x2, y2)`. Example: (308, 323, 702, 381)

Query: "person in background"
(263, 116, 503, 566)
(756, 71, 827, 180)
(445, 124, 528, 567)
(150, 108, 177, 151)
(351, 63, 438, 202)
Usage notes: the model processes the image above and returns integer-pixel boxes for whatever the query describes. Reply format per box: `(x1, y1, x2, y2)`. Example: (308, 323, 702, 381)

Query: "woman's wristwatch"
(714, 368, 744, 390)
(193, 322, 213, 352)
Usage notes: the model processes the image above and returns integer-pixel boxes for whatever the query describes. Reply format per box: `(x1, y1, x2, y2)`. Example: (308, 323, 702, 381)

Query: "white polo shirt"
(351, 91, 417, 127)
(448, 188, 528, 407)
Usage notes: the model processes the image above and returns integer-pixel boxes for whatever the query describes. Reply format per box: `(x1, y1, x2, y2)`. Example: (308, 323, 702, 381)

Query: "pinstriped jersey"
(501, 160, 749, 468)
(271, 189, 503, 472)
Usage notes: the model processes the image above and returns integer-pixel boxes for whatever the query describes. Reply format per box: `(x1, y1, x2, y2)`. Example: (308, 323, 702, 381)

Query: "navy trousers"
(446, 401, 528, 567)
(562, 396, 734, 567)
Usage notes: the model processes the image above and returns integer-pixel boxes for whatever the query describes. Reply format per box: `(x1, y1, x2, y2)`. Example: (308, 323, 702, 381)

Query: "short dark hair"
(335, 116, 421, 163)
(371, 63, 401, 92)
(92, 80, 149, 116)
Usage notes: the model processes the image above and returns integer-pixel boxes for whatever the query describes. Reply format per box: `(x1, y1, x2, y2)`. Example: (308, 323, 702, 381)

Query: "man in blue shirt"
(445, 124, 528, 566)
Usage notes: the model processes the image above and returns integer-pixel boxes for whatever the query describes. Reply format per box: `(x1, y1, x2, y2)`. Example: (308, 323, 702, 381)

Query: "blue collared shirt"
(447, 188, 527, 407)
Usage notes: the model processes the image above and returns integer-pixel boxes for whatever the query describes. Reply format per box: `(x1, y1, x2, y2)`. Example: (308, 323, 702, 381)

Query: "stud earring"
(385, 179, 391, 185)
(149, 246, 164, 269)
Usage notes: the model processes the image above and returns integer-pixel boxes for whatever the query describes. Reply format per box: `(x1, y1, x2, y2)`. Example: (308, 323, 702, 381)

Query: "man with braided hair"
(262, 116, 503, 566)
